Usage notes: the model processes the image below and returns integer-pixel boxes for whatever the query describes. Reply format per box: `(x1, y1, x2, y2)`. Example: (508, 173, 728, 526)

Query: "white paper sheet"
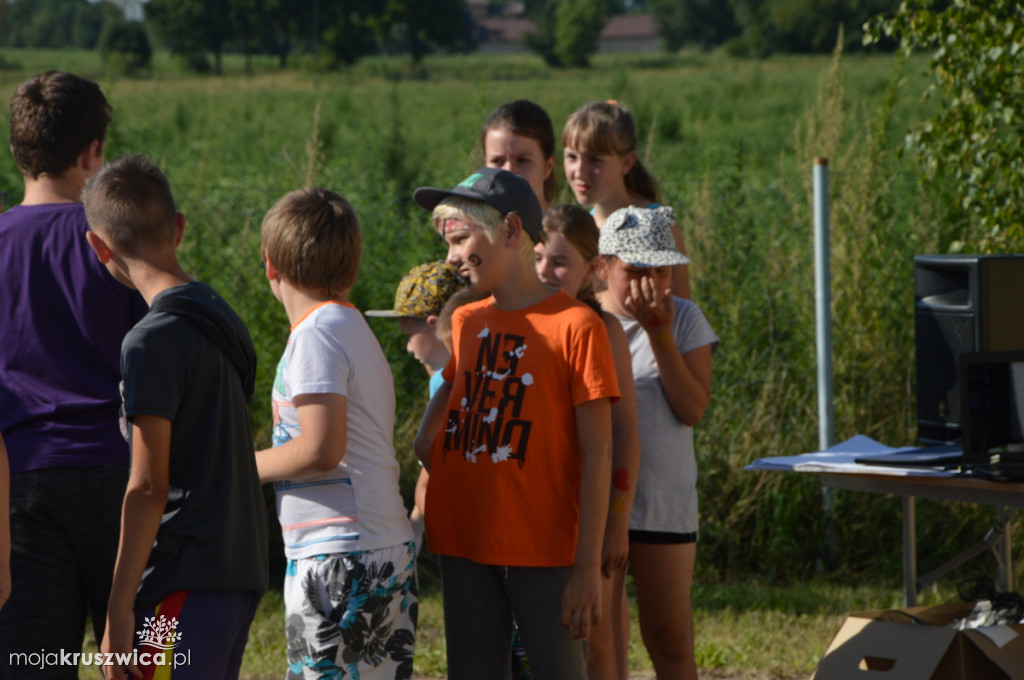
(744, 435, 956, 478)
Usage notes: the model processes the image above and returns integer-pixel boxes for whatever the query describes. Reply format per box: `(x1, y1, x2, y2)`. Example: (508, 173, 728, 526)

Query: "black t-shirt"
(121, 281, 268, 607)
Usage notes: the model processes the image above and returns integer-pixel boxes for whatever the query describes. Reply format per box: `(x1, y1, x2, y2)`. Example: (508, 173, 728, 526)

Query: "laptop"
(855, 444, 963, 470)
(959, 350, 1024, 480)
(855, 350, 1024, 474)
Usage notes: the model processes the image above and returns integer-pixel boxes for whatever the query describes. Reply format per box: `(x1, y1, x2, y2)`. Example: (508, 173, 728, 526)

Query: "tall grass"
(76, 577, 957, 678)
(1, 46, 1018, 591)
(690, 39, 1019, 584)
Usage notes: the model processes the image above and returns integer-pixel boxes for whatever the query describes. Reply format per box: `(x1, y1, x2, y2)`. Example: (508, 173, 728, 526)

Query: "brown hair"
(542, 203, 601, 311)
(562, 101, 661, 204)
(479, 100, 558, 204)
(436, 287, 490, 348)
(82, 154, 177, 257)
(261, 188, 361, 298)
(9, 71, 112, 179)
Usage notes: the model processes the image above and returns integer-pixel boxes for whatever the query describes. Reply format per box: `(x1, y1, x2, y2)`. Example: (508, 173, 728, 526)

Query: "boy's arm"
(256, 393, 347, 483)
(561, 397, 612, 640)
(628, 276, 712, 425)
(413, 467, 429, 517)
(602, 318, 641, 577)
(413, 381, 451, 472)
(103, 414, 172, 680)
(0, 435, 10, 612)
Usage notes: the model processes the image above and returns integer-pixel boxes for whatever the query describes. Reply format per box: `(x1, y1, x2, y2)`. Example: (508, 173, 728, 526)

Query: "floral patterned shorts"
(284, 542, 418, 679)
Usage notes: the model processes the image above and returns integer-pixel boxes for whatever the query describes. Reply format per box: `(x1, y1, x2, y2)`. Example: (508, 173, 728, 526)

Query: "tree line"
(0, 0, 906, 74)
(0, 0, 470, 74)
(525, 0, 902, 64)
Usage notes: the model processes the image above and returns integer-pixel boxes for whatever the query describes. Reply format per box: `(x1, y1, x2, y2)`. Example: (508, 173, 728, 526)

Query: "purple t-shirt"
(0, 202, 147, 475)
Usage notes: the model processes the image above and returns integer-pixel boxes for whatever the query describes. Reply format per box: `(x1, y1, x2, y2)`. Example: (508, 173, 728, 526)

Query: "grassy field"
(76, 574, 962, 678)
(4, 44, 1020, 677)
(236, 575, 957, 678)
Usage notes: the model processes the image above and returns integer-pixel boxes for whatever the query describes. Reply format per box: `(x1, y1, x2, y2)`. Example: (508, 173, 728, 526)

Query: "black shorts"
(629, 529, 698, 545)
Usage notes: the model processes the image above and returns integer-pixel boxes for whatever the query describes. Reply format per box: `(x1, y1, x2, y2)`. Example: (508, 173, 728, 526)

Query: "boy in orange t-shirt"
(412, 168, 619, 680)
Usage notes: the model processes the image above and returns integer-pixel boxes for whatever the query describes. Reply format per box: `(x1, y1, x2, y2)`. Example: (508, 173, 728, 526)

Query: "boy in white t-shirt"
(256, 188, 416, 679)
(366, 260, 467, 553)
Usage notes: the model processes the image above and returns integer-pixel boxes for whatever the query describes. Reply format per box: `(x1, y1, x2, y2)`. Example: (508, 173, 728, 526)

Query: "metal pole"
(815, 158, 838, 569)
(903, 496, 917, 605)
(814, 157, 835, 450)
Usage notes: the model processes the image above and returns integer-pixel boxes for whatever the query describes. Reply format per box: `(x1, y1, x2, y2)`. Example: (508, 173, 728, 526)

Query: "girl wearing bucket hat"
(597, 205, 719, 680)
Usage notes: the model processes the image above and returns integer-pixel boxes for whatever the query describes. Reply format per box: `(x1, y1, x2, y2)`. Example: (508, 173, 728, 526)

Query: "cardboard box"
(811, 602, 1024, 680)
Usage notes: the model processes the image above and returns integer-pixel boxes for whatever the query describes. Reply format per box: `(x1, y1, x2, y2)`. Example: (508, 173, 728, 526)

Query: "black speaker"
(915, 254, 1024, 444)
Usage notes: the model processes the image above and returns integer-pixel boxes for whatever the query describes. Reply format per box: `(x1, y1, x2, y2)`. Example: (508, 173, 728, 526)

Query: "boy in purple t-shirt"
(0, 71, 146, 673)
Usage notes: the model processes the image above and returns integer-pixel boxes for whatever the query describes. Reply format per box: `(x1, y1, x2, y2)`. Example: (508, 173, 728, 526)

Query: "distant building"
(600, 14, 658, 53)
(475, 12, 659, 54)
(466, 0, 526, 19)
(475, 16, 535, 54)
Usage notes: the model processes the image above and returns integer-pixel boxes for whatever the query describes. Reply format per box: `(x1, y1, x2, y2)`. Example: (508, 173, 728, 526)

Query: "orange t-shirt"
(425, 290, 620, 566)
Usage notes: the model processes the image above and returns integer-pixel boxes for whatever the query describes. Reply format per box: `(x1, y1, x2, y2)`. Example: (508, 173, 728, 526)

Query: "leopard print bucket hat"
(598, 205, 690, 267)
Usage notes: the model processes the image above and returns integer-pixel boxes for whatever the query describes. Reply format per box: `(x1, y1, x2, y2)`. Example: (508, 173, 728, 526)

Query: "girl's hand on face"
(625, 274, 673, 338)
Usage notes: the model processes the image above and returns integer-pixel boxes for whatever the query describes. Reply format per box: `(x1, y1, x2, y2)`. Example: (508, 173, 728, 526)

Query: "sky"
(88, 0, 145, 21)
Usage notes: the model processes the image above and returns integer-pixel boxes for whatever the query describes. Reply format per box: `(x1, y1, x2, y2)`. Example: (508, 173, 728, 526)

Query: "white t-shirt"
(271, 301, 412, 558)
(616, 297, 719, 534)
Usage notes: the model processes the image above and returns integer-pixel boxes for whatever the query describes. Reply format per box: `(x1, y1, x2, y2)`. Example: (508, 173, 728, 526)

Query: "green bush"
(99, 20, 152, 75)
(553, 0, 605, 68)
(867, 0, 1024, 248)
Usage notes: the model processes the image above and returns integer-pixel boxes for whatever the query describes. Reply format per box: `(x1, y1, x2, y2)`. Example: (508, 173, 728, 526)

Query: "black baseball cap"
(413, 167, 544, 244)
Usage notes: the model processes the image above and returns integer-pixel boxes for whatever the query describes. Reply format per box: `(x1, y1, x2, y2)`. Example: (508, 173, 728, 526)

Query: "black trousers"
(0, 465, 128, 680)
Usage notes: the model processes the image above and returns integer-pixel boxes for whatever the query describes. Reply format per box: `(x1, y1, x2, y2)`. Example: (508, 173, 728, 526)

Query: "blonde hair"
(261, 188, 361, 298)
(562, 101, 661, 204)
(432, 196, 538, 259)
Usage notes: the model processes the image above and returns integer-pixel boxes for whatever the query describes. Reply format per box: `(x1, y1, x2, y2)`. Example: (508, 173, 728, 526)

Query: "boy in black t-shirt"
(83, 154, 268, 680)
